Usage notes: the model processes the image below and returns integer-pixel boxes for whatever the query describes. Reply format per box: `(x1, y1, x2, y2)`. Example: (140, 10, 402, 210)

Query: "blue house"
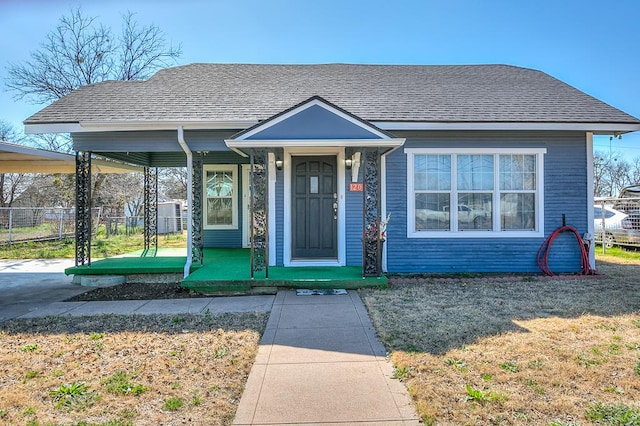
(24, 64, 640, 279)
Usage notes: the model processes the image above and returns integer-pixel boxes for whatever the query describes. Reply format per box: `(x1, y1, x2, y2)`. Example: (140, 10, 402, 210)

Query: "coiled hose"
(536, 225, 595, 276)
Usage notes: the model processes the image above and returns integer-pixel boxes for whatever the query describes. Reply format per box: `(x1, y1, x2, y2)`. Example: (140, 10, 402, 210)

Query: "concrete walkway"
(234, 290, 419, 425)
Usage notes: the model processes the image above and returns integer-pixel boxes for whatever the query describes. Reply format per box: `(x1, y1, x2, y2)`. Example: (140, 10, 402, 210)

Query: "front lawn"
(361, 255, 640, 425)
(0, 312, 267, 425)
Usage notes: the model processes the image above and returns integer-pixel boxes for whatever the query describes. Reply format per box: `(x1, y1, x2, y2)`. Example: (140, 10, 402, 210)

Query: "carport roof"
(0, 141, 142, 173)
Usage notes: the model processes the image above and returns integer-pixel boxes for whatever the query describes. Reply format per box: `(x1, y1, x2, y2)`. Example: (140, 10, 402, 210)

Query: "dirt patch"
(360, 257, 640, 424)
(0, 312, 268, 425)
(67, 282, 201, 301)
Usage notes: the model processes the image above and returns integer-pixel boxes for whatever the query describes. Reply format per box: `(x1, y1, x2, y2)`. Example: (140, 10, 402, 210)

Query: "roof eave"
(24, 120, 640, 135)
(373, 121, 640, 134)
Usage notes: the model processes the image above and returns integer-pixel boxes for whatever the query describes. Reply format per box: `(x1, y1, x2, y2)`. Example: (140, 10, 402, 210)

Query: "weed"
(22, 406, 35, 416)
(163, 396, 184, 411)
(392, 365, 411, 380)
(464, 385, 508, 403)
(213, 347, 228, 359)
(52, 370, 64, 377)
(527, 359, 544, 369)
(481, 374, 494, 381)
(191, 392, 202, 406)
(50, 382, 99, 411)
(607, 344, 622, 355)
(102, 371, 148, 396)
(603, 385, 624, 394)
(89, 332, 105, 340)
(633, 318, 640, 328)
(20, 344, 39, 352)
(172, 315, 185, 324)
(499, 361, 519, 373)
(635, 360, 640, 376)
(548, 422, 580, 426)
(521, 276, 536, 282)
(444, 358, 467, 370)
(0, 409, 6, 419)
(24, 370, 40, 379)
(204, 308, 213, 323)
(25, 419, 39, 426)
(585, 401, 640, 425)
(576, 353, 603, 367)
(596, 322, 619, 332)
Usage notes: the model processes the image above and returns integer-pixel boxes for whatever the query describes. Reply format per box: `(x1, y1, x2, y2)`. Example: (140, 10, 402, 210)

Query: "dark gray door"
(292, 156, 337, 259)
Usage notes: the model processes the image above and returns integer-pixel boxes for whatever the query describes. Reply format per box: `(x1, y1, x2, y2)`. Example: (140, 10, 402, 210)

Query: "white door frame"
(283, 146, 346, 267)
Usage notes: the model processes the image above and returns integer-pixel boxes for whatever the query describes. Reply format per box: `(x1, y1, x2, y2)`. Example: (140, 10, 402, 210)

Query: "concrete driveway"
(0, 259, 89, 323)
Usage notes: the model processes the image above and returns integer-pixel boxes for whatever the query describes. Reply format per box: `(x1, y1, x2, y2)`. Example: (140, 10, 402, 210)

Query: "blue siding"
(246, 105, 382, 140)
(345, 183, 364, 266)
(384, 131, 588, 273)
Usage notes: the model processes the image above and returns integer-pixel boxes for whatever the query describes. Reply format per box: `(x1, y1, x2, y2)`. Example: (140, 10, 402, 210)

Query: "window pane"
(206, 171, 234, 197)
(207, 198, 233, 225)
(415, 155, 450, 190)
(500, 155, 536, 190)
(458, 193, 492, 230)
(457, 155, 494, 191)
(415, 193, 450, 230)
(501, 193, 535, 230)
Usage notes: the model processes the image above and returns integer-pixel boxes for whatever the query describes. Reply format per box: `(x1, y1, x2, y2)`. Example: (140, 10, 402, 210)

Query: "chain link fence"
(0, 207, 101, 245)
(0, 207, 184, 245)
(594, 197, 640, 251)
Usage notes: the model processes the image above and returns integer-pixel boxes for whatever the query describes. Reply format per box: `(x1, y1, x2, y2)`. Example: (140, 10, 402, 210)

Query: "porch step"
(181, 280, 252, 293)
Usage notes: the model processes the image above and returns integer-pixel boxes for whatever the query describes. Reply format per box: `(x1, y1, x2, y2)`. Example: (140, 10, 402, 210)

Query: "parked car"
(593, 205, 640, 248)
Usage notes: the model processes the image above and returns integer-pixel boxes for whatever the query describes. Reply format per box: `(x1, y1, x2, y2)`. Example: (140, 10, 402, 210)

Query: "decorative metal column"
(192, 153, 204, 265)
(249, 149, 268, 279)
(362, 148, 382, 277)
(143, 167, 158, 255)
(75, 151, 92, 266)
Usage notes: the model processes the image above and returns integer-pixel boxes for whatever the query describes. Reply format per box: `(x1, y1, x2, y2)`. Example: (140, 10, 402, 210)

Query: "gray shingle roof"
(24, 63, 640, 126)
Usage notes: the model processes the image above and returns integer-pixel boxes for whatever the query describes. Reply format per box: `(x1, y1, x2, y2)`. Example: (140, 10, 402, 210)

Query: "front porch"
(66, 248, 388, 293)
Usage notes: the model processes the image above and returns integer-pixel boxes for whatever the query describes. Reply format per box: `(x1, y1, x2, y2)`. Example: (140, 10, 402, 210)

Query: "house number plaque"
(349, 183, 363, 192)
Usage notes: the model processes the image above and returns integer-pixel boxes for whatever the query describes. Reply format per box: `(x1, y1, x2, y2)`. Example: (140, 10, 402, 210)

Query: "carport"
(0, 141, 144, 265)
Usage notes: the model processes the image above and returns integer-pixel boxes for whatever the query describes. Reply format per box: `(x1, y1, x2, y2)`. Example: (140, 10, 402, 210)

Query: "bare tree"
(6, 7, 182, 104)
(0, 120, 30, 207)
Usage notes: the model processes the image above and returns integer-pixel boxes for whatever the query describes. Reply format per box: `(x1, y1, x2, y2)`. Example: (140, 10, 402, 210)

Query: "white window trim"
(405, 148, 546, 238)
(203, 164, 238, 230)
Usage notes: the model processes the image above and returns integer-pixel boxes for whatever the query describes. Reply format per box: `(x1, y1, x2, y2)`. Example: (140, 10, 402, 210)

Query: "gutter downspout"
(177, 126, 193, 278)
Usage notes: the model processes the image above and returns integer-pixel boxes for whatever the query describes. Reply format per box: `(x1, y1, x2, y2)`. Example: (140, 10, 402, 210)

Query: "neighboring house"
(24, 64, 640, 274)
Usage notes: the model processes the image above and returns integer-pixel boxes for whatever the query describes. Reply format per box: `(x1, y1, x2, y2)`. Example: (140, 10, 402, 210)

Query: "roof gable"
(233, 96, 389, 141)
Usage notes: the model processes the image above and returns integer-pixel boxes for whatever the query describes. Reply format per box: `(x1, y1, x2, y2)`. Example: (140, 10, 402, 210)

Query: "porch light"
(275, 159, 283, 170)
(345, 157, 353, 169)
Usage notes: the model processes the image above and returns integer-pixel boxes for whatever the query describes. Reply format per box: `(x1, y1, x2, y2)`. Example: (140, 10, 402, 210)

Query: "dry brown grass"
(0, 312, 267, 425)
(361, 257, 640, 425)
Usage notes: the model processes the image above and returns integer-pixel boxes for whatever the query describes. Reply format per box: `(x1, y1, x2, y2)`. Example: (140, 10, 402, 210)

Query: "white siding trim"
(586, 132, 596, 269)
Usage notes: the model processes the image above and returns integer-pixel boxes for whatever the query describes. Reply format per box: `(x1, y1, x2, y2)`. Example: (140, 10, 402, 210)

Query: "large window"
(204, 165, 238, 229)
(407, 148, 545, 238)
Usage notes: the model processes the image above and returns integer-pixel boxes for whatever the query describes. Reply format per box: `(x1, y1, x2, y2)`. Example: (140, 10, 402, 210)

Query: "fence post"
(8, 209, 13, 245)
(58, 207, 64, 239)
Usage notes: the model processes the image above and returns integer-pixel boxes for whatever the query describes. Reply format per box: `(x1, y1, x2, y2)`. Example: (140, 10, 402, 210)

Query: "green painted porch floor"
(65, 248, 387, 291)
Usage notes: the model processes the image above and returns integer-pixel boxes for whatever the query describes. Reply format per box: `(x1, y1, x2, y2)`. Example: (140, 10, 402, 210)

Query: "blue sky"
(1, 0, 639, 158)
